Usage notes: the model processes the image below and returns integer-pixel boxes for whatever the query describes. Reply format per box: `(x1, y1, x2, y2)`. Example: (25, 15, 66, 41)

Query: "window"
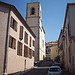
(31, 7, 35, 15)
(9, 35, 16, 49)
(33, 40, 35, 46)
(17, 41, 22, 56)
(24, 45, 28, 57)
(33, 51, 35, 57)
(29, 49, 32, 58)
(24, 32, 28, 44)
(30, 37, 31, 47)
(19, 26, 23, 40)
(46, 46, 48, 48)
(10, 17, 17, 31)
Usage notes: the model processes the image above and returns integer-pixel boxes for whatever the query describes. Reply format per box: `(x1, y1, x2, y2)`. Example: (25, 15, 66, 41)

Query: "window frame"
(24, 45, 28, 57)
(9, 35, 16, 49)
(31, 7, 35, 15)
(17, 41, 22, 56)
(24, 32, 28, 44)
(10, 17, 17, 31)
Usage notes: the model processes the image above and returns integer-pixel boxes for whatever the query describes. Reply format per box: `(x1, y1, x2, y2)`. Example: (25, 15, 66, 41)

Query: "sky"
(0, 0, 75, 42)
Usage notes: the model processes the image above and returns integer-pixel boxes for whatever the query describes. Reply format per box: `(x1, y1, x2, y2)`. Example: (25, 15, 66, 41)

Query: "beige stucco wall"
(0, 6, 9, 75)
(50, 45, 58, 60)
(69, 5, 75, 37)
(6, 10, 35, 74)
(72, 39, 75, 74)
(39, 27, 45, 60)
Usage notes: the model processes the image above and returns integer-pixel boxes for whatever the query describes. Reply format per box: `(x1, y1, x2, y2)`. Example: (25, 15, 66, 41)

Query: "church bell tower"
(26, 2, 43, 61)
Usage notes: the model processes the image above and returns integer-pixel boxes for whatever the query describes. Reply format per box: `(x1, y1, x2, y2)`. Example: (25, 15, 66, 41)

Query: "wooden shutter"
(15, 22, 17, 32)
(17, 41, 20, 55)
(31, 50, 32, 58)
(14, 39, 16, 49)
(24, 45, 25, 57)
(19, 26, 23, 40)
(9, 36, 12, 47)
(30, 37, 31, 47)
(21, 43, 22, 56)
(33, 51, 34, 57)
(33, 40, 35, 46)
(25, 32, 26, 43)
(27, 47, 28, 57)
(10, 17, 13, 28)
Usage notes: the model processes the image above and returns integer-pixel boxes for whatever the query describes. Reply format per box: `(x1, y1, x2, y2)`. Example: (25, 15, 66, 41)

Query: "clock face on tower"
(31, 7, 35, 15)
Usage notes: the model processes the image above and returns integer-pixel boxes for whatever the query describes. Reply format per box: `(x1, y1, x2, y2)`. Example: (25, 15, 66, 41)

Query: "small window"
(17, 41, 22, 56)
(24, 32, 28, 44)
(19, 26, 23, 40)
(24, 45, 28, 57)
(10, 17, 17, 31)
(31, 7, 35, 15)
(9, 35, 16, 49)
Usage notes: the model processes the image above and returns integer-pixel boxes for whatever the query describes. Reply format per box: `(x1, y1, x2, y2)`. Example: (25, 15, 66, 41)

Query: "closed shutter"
(10, 17, 13, 28)
(17, 41, 20, 55)
(31, 50, 32, 58)
(27, 47, 28, 57)
(19, 26, 23, 40)
(15, 22, 17, 31)
(25, 32, 26, 43)
(24, 45, 25, 57)
(9, 36, 12, 47)
(14, 39, 16, 49)
(33, 51, 34, 57)
(21, 43, 22, 56)
(30, 37, 31, 47)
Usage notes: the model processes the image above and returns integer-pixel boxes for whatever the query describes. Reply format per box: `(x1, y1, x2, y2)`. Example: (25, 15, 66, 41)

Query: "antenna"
(31, 0, 38, 3)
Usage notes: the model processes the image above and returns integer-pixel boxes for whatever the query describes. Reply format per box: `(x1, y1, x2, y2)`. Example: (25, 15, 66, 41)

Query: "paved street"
(8, 60, 72, 75)
(22, 68, 49, 75)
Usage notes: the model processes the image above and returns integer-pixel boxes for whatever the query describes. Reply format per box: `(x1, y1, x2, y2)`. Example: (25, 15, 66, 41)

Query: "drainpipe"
(3, 7, 11, 75)
(38, 3, 40, 61)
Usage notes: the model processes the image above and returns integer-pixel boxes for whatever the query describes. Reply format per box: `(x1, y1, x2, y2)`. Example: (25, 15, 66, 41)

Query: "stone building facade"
(0, 2, 35, 75)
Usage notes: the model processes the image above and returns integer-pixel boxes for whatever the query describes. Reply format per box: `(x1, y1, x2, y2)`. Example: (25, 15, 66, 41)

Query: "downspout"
(3, 7, 11, 75)
(38, 3, 40, 61)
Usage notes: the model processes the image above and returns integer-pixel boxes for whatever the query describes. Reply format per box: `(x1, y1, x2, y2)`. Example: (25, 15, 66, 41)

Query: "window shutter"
(10, 17, 13, 28)
(24, 45, 25, 57)
(21, 43, 22, 56)
(33, 51, 34, 57)
(25, 32, 26, 43)
(30, 37, 31, 47)
(27, 47, 28, 57)
(19, 26, 23, 40)
(9, 36, 12, 47)
(17, 41, 20, 55)
(15, 22, 17, 31)
(14, 39, 16, 49)
(31, 50, 32, 58)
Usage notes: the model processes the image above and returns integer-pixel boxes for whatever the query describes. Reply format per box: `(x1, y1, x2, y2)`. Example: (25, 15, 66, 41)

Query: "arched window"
(31, 7, 35, 15)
